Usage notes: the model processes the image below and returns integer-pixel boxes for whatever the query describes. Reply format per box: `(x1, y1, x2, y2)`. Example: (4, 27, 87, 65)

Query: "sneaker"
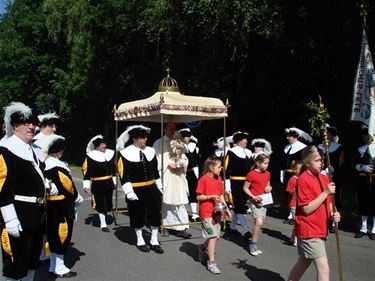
(207, 262, 221, 274)
(256, 248, 263, 255)
(249, 243, 259, 256)
(197, 245, 207, 262)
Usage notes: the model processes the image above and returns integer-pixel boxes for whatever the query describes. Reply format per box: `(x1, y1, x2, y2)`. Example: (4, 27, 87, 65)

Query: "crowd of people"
(0, 101, 374, 280)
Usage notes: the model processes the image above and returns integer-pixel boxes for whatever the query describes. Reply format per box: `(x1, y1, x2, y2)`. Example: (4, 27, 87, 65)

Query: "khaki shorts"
(201, 217, 221, 239)
(250, 204, 267, 219)
(298, 237, 326, 259)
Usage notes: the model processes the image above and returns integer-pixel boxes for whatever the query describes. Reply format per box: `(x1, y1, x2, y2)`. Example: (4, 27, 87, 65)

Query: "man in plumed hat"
(37, 134, 83, 277)
(179, 128, 201, 222)
(317, 125, 344, 211)
(117, 125, 164, 253)
(32, 112, 59, 141)
(353, 126, 375, 240)
(82, 135, 116, 232)
(225, 131, 252, 241)
(281, 127, 312, 224)
(0, 102, 46, 281)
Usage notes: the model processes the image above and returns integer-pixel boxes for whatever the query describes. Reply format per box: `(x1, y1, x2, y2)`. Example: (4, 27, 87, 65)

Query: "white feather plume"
(116, 125, 150, 151)
(3, 102, 33, 137)
(34, 134, 65, 154)
(38, 112, 59, 123)
(251, 138, 273, 155)
(285, 127, 312, 143)
(86, 135, 103, 153)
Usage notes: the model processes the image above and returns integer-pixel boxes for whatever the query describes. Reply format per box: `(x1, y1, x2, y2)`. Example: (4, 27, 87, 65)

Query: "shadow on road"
(179, 241, 200, 262)
(262, 227, 290, 243)
(232, 258, 285, 281)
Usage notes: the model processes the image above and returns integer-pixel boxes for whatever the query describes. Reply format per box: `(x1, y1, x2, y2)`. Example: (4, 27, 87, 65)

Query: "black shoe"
(49, 272, 55, 277)
(137, 244, 150, 252)
(283, 219, 291, 224)
(54, 271, 77, 278)
(162, 228, 170, 237)
(227, 228, 242, 236)
(101, 227, 110, 232)
(150, 244, 164, 254)
(175, 230, 192, 239)
(288, 219, 294, 225)
(354, 231, 367, 238)
(369, 233, 375, 240)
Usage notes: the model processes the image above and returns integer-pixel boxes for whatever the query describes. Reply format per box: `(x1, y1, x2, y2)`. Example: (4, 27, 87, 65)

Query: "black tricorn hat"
(179, 128, 192, 138)
(232, 131, 249, 143)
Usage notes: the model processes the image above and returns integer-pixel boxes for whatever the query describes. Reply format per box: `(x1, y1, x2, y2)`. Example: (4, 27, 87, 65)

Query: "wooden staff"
(318, 96, 344, 281)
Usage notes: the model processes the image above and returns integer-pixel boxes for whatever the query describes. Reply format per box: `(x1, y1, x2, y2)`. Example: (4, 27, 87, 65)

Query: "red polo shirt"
(295, 171, 332, 238)
(286, 176, 298, 208)
(245, 169, 271, 196)
(196, 174, 224, 218)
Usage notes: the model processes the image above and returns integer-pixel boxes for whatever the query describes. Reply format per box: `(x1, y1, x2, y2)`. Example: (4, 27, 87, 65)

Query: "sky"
(0, 0, 9, 15)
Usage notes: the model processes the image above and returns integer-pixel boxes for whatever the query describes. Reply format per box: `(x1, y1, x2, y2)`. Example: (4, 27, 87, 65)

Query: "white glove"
(112, 176, 117, 186)
(363, 165, 374, 173)
(1, 204, 22, 237)
(6, 219, 23, 238)
(126, 192, 139, 201)
(225, 179, 231, 193)
(49, 183, 58, 196)
(280, 170, 285, 184)
(155, 178, 163, 194)
(75, 193, 84, 204)
(193, 167, 199, 179)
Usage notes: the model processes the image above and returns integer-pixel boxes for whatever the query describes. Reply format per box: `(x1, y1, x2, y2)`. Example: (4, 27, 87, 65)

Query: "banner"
(351, 27, 375, 139)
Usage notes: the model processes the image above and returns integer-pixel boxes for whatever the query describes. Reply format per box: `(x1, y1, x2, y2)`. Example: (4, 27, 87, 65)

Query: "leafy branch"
(306, 97, 330, 137)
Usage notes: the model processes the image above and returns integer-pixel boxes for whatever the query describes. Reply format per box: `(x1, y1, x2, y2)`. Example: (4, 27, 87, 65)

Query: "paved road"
(3, 174, 374, 281)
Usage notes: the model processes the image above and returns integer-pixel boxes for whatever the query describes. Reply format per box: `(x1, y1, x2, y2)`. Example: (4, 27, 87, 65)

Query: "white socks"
(98, 212, 107, 228)
(360, 215, 368, 233)
(190, 203, 199, 219)
(135, 228, 145, 246)
(150, 226, 160, 246)
(237, 214, 250, 234)
(372, 217, 375, 234)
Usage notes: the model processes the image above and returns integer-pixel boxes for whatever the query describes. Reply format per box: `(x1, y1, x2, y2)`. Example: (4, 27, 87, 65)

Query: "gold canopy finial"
(158, 68, 179, 92)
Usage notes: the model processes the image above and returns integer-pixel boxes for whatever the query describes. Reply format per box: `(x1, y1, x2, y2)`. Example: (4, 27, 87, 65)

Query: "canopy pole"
(160, 115, 165, 235)
(113, 106, 120, 225)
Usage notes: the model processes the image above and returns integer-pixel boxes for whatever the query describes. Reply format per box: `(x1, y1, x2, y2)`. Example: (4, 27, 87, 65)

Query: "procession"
(1, 1, 375, 281)
(0, 67, 375, 281)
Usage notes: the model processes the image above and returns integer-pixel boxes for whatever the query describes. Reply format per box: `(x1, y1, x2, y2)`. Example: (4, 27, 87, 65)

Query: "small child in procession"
(288, 146, 340, 281)
(196, 156, 232, 274)
(286, 160, 303, 246)
(243, 153, 272, 256)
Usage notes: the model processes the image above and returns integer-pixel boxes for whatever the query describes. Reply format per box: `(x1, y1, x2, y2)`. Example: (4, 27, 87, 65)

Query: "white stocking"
(150, 226, 160, 246)
(98, 212, 107, 228)
(360, 215, 368, 233)
(135, 228, 145, 246)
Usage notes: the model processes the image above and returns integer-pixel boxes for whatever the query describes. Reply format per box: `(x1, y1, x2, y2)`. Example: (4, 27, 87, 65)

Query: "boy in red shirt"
(288, 146, 340, 281)
(196, 156, 231, 274)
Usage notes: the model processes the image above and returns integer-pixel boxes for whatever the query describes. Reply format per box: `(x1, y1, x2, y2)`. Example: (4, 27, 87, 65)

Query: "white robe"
(153, 136, 190, 230)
